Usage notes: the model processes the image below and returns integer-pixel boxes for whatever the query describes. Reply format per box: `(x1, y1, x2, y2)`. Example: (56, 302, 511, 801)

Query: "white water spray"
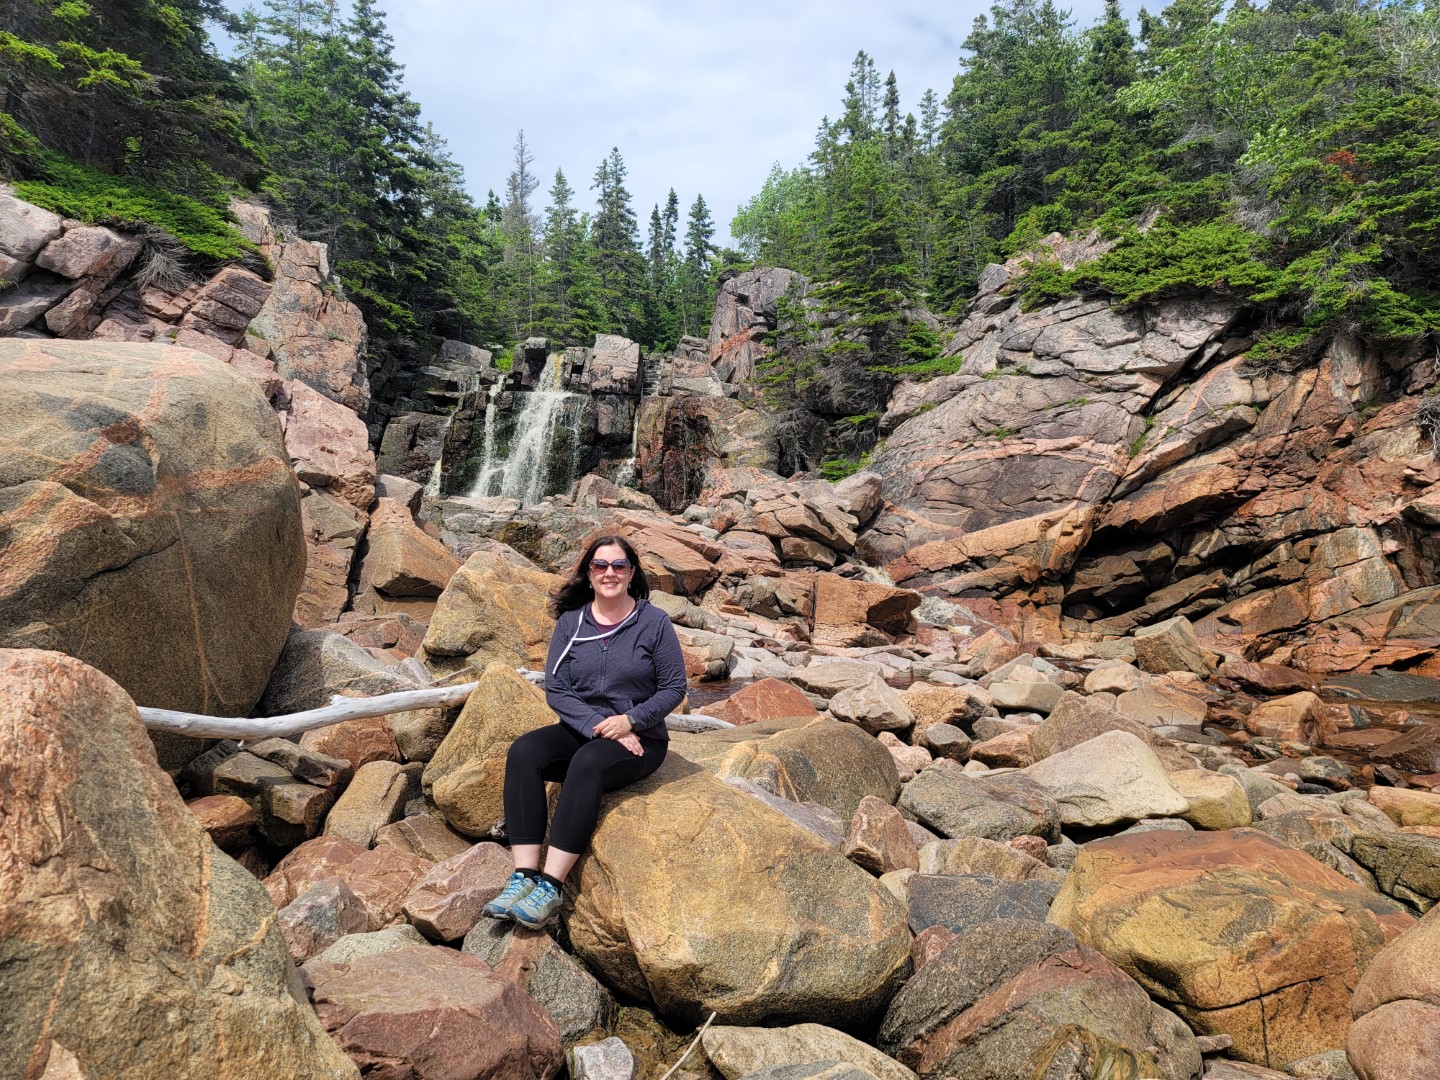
(466, 355, 588, 505)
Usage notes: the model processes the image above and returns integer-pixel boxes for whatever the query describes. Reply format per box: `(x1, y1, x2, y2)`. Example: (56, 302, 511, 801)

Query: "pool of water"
(1321, 671, 1440, 724)
(685, 678, 749, 711)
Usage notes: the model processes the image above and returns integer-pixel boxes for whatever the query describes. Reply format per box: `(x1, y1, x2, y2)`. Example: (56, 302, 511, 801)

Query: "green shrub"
(819, 437, 885, 481)
(875, 352, 965, 379)
(1020, 219, 1277, 311)
(11, 147, 253, 263)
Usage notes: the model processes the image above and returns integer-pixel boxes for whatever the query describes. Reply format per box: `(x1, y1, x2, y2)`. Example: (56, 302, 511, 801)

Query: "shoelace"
(498, 873, 530, 900)
(524, 880, 559, 906)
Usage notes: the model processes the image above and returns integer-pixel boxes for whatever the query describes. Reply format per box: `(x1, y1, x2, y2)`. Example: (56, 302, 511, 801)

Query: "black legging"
(503, 724, 667, 852)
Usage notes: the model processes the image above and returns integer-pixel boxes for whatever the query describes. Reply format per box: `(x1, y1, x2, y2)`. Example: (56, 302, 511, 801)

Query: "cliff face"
(858, 253, 1440, 672)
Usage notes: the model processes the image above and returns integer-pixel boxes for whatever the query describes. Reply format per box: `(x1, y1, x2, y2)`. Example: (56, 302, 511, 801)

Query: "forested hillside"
(3, 0, 1437, 406)
(0, 0, 719, 366)
(733, 0, 1440, 464)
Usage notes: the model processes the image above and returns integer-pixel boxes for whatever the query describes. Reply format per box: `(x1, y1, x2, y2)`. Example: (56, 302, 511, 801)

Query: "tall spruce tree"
(502, 129, 541, 338)
(0, 0, 255, 191)
(588, 146, 645, 338)
(678, 193, 716, 338)
(536, 168, 603, 344)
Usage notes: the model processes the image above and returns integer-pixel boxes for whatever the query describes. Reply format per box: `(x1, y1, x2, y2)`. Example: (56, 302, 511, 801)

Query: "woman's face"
(588, 542, 633, 603)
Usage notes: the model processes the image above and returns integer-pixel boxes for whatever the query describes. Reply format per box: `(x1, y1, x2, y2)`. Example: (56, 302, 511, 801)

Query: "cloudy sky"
(237, 1, 1135, 243)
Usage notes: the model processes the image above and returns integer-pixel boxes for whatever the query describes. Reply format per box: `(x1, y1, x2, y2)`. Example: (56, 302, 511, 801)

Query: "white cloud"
(237, 0, 1136, 243)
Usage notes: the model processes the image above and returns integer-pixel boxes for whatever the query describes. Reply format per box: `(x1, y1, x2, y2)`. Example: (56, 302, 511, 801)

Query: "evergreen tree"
(882, 70, 902, 159)
(0, 0, 256, 192)
(678, 193, 716, 338)
(537, 168, 603, 344)
(918, 88, 941, 150)
(840, 50, 881, 142)
(818, 139, 925, 370)
(662, 188, 680, 252)
(641, 188, 684, 346)
(502, 129, 541, 338)
(588, 146, 646, 338)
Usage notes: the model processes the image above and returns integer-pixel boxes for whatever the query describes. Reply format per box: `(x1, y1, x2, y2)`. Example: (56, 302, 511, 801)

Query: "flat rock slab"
(701, 1023, 916, 1080)
(898, 764, 1060, 842)
(697, 677, 820, 725)
(1021, 729, 1190, 827)
(671, 716, 899, 822)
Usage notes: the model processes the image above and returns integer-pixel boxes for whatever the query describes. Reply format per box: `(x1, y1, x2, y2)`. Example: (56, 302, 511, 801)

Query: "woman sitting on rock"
(483, 533, 686, 929)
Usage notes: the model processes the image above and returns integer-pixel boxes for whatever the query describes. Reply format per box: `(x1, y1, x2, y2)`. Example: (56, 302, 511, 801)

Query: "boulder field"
(3, 192, 1440, 1079)
(9, 583, 1440, 1076)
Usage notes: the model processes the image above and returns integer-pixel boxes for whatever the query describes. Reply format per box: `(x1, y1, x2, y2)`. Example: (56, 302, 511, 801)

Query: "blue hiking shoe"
(483, 871, 537, 920)
(511, 876, 563, 930)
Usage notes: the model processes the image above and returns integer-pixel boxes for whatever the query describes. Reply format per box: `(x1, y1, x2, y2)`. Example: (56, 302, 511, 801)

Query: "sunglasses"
(589, 559, 632, 573)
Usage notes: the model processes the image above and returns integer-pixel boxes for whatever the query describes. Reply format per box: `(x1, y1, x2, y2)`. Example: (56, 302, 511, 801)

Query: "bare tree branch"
(136, 683, 479, 740)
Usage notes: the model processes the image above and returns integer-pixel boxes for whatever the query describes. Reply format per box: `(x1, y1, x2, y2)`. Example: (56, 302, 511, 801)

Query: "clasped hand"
(595, 713, 642, 756)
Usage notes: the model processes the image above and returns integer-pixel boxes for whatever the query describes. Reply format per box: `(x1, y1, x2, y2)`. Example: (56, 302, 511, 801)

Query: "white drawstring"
(548, 604, 640, 675)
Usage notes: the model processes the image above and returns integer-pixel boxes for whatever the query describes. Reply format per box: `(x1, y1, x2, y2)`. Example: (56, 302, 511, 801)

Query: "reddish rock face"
(186, 794, 260, 852)
(303, 945, 563, 1080)
(0, 649, 357, 1079)
(179, 266, 272, 345)
(1050, 828, 1414, 1067)
(249, 238, 370, 413)
(358, 499, 463, 599)
(812, 574, 921, 648)
(35, 224, 141, 281)
(619, 515, 722, 597)
(697, 677, 820, 725)
(283, 379, 376, 513)
(300, 716, 402, 772)
(706, 267, 807, 386)
(1348, 999, 1440, 1080)
(844, 795, 920, 875)
(373, 816, 473, 863)
(1220, 660, 1320, 695)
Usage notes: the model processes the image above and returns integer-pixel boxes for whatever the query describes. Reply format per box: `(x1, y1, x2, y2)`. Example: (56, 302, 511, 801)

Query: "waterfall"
(423, 457, 443, 497)
(467, 391, 501, 496)
(466, 355, 588, 505)
(612, 410, 641, 488)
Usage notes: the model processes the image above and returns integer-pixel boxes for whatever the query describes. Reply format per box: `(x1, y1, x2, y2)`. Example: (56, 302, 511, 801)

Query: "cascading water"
(611, 411, 641, 488)
(466, 355, 588, 505)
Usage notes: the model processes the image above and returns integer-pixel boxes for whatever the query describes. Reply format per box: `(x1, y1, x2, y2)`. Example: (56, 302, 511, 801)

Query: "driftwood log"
(135, 680, 734, 741)
(135, 683, 479, 740)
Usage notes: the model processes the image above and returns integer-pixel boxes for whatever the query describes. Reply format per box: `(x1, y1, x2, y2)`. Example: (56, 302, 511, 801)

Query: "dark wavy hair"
(549, 533, 650, 616)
